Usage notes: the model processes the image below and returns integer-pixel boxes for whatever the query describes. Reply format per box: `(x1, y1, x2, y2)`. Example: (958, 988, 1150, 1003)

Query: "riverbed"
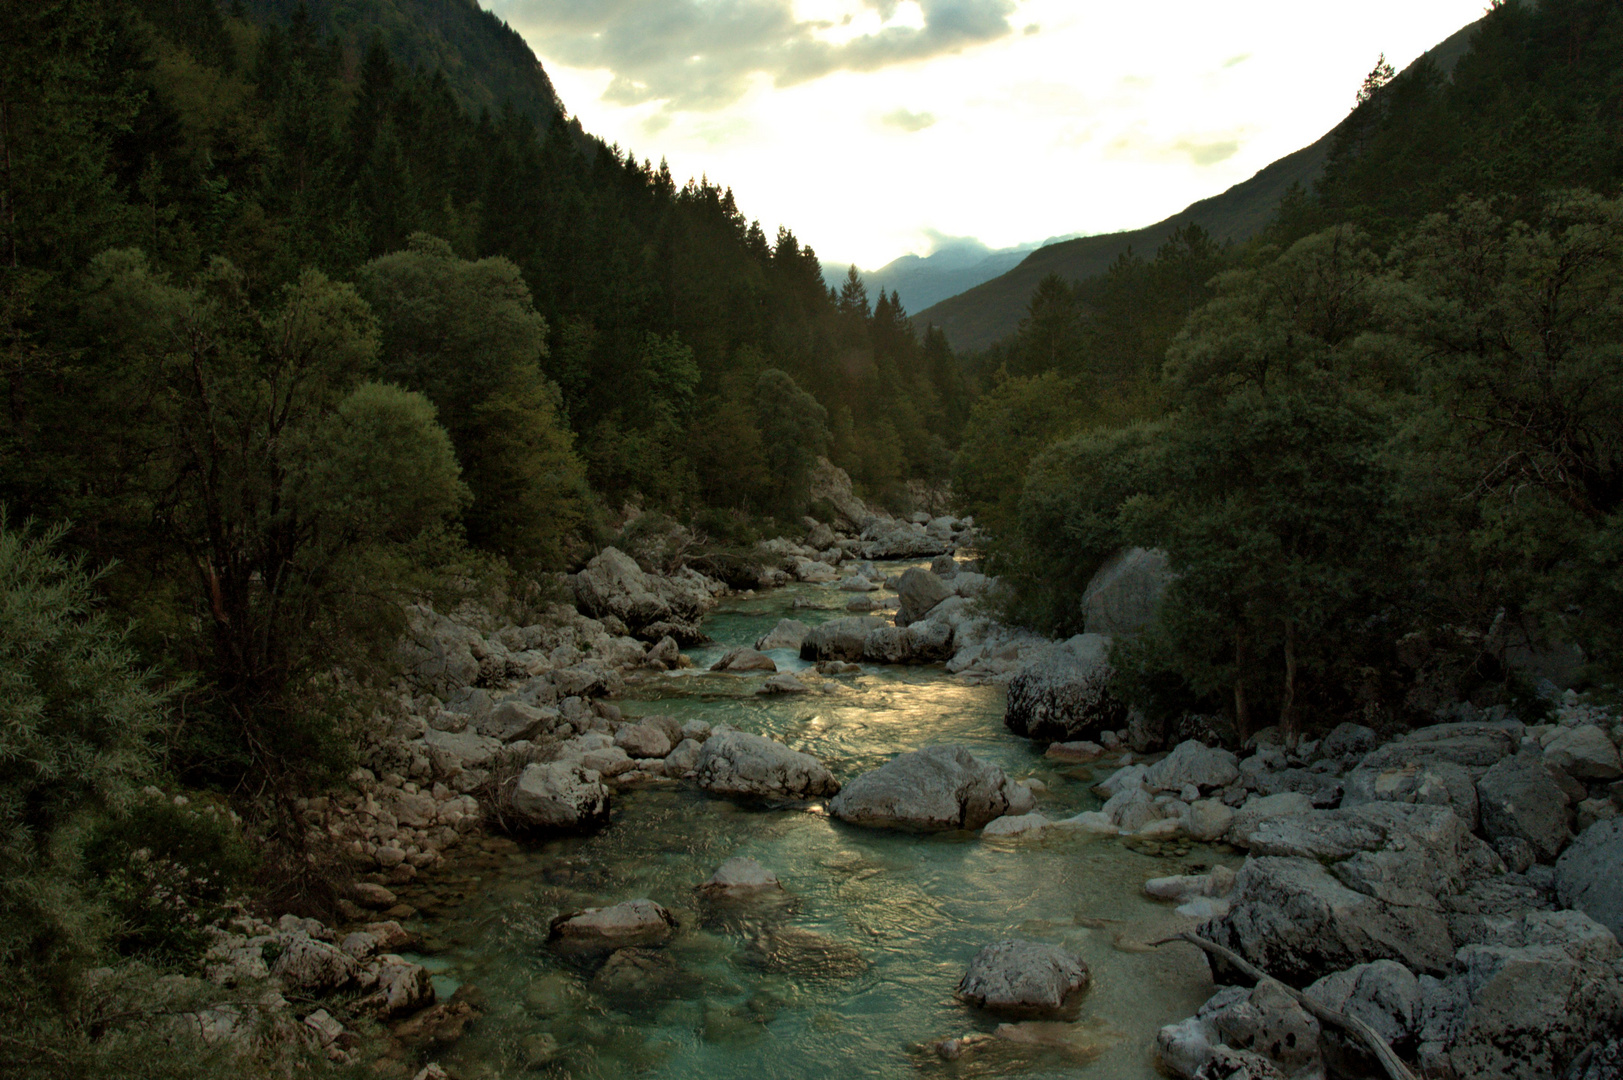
(403, 565, 1225, 1079)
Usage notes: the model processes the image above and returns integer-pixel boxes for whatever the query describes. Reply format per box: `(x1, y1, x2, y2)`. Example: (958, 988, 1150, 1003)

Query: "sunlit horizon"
(484, 0, 1490, 271)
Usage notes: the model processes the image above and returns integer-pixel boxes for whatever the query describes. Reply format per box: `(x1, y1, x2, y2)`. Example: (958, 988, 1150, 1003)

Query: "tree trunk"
(1280, 618, 1299, 750)
(1233, 626, 1252, 741)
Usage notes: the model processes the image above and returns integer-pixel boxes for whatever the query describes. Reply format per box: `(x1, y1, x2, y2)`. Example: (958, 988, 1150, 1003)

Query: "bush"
(82, 792, 256, 963)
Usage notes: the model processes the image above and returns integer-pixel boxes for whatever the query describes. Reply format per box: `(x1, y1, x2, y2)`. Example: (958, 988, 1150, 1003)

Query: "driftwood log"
(1154, 931, 1419, 1080)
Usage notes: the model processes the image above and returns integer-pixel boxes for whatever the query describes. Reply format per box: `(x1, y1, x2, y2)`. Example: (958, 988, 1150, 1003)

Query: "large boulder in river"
(894, 567, 952, 627)
(1144, 740, 1240, 793)
(1080, 548, 1172, 636)
(693, 730, 838, 798)
(572, 547, 717, 637)
(1003, 634, 1126, 742)
(829, 745, 1035, 832)
(1555, 819, 1623, 941)
(509, 762, 610, 830)
(801, 616, 889, 662)
(956, 940, 1089, 1018)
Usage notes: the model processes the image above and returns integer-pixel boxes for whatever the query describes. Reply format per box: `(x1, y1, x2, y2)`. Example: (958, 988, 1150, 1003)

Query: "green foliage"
(356, 234, 585, 567)
(82, 793, 256, 962)
(951, 371, 1081, 540)
(754, 368, 829, 518)
(74, 250, 466, 789)
(0, 519, 168, 976)
(997, 423, 1166, 635)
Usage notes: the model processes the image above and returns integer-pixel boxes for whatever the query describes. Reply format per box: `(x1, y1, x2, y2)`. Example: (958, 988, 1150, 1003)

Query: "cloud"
(492, 0, 1022, 113)
(1106, 125, 1244, 168)
(1172, 137, 1240, 166)
(881, 107, 937, 131)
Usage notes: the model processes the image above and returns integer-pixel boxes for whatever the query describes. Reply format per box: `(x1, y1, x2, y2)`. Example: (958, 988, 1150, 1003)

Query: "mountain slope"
(915, 15, 1487, 352)
(243, 0, 561, 127)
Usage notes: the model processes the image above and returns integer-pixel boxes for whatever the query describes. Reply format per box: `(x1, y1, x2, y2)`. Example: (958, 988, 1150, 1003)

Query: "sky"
(481, 0, 1491, 270)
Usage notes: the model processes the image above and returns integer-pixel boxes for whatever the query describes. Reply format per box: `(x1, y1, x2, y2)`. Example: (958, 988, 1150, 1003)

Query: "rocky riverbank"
(164, 485, 1623, 1080)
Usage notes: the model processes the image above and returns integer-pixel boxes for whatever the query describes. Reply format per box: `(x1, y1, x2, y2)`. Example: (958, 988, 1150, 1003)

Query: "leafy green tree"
(1120, 226, 1407, 742)
(357, 234, 586, 567)
(78, 250, 468, 790)
(1001, 422, 1166, 635)
(754, 368, 829, 518)
(1386, 192, 1623, 677)
(951, 371, 1082, 540)
(1122, 382, 1404, 742)
(0, 518, 167, 978)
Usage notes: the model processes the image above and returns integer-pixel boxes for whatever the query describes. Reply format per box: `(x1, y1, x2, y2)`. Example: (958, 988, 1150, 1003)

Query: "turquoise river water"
(404, 563, 1228, 1079)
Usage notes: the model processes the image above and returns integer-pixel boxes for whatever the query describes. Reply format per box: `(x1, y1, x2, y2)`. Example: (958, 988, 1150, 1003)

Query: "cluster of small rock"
(189, 911, 467, 1073)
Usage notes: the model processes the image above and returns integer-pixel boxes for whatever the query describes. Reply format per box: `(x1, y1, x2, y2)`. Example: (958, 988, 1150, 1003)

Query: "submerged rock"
(548, 899, 677, 951)
(697, 857, 784, 899)
(754, 618, 808, 652)
(800, 616, 889, 662)
(709, 647, 778, 673)
(829, 745, 1034, 832)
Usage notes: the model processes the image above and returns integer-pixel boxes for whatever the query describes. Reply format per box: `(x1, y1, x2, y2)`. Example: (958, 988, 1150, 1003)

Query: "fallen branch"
(1153, 931, 1418, 1080)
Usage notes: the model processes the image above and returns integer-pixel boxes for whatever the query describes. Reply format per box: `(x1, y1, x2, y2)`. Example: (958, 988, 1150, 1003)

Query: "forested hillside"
(956, 0, 1623, 742)
(240, 0, 563, 126)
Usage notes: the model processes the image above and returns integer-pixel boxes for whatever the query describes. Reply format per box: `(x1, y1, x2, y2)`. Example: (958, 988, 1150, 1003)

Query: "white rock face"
(1003, 634, 1125, 742)
(663, 738, 703, 776)
(509, 762, 610, 830)
(829, 745, 1034, 832)
(693, 730, 839, 798)
(1080, 547, 1172, 636)
(956, 939, 1089, 1018)
(572, 546, 717, 635)
(1225, 792, 1314, 848)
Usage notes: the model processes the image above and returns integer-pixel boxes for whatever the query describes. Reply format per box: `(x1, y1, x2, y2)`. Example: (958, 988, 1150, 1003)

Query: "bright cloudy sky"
(482, 0, 1489, 270)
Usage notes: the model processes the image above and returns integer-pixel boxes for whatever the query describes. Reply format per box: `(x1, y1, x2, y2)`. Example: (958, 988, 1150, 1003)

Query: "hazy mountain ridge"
(824, 232, 1082, 314)
(914, 15, 1488, 351)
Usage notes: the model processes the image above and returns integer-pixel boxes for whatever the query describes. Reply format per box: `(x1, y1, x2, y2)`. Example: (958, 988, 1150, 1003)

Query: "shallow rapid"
(405, 565, 1225, 1079)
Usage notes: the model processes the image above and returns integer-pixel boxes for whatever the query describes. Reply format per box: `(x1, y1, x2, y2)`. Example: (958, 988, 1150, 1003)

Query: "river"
(400, 562, 1226, 1078)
